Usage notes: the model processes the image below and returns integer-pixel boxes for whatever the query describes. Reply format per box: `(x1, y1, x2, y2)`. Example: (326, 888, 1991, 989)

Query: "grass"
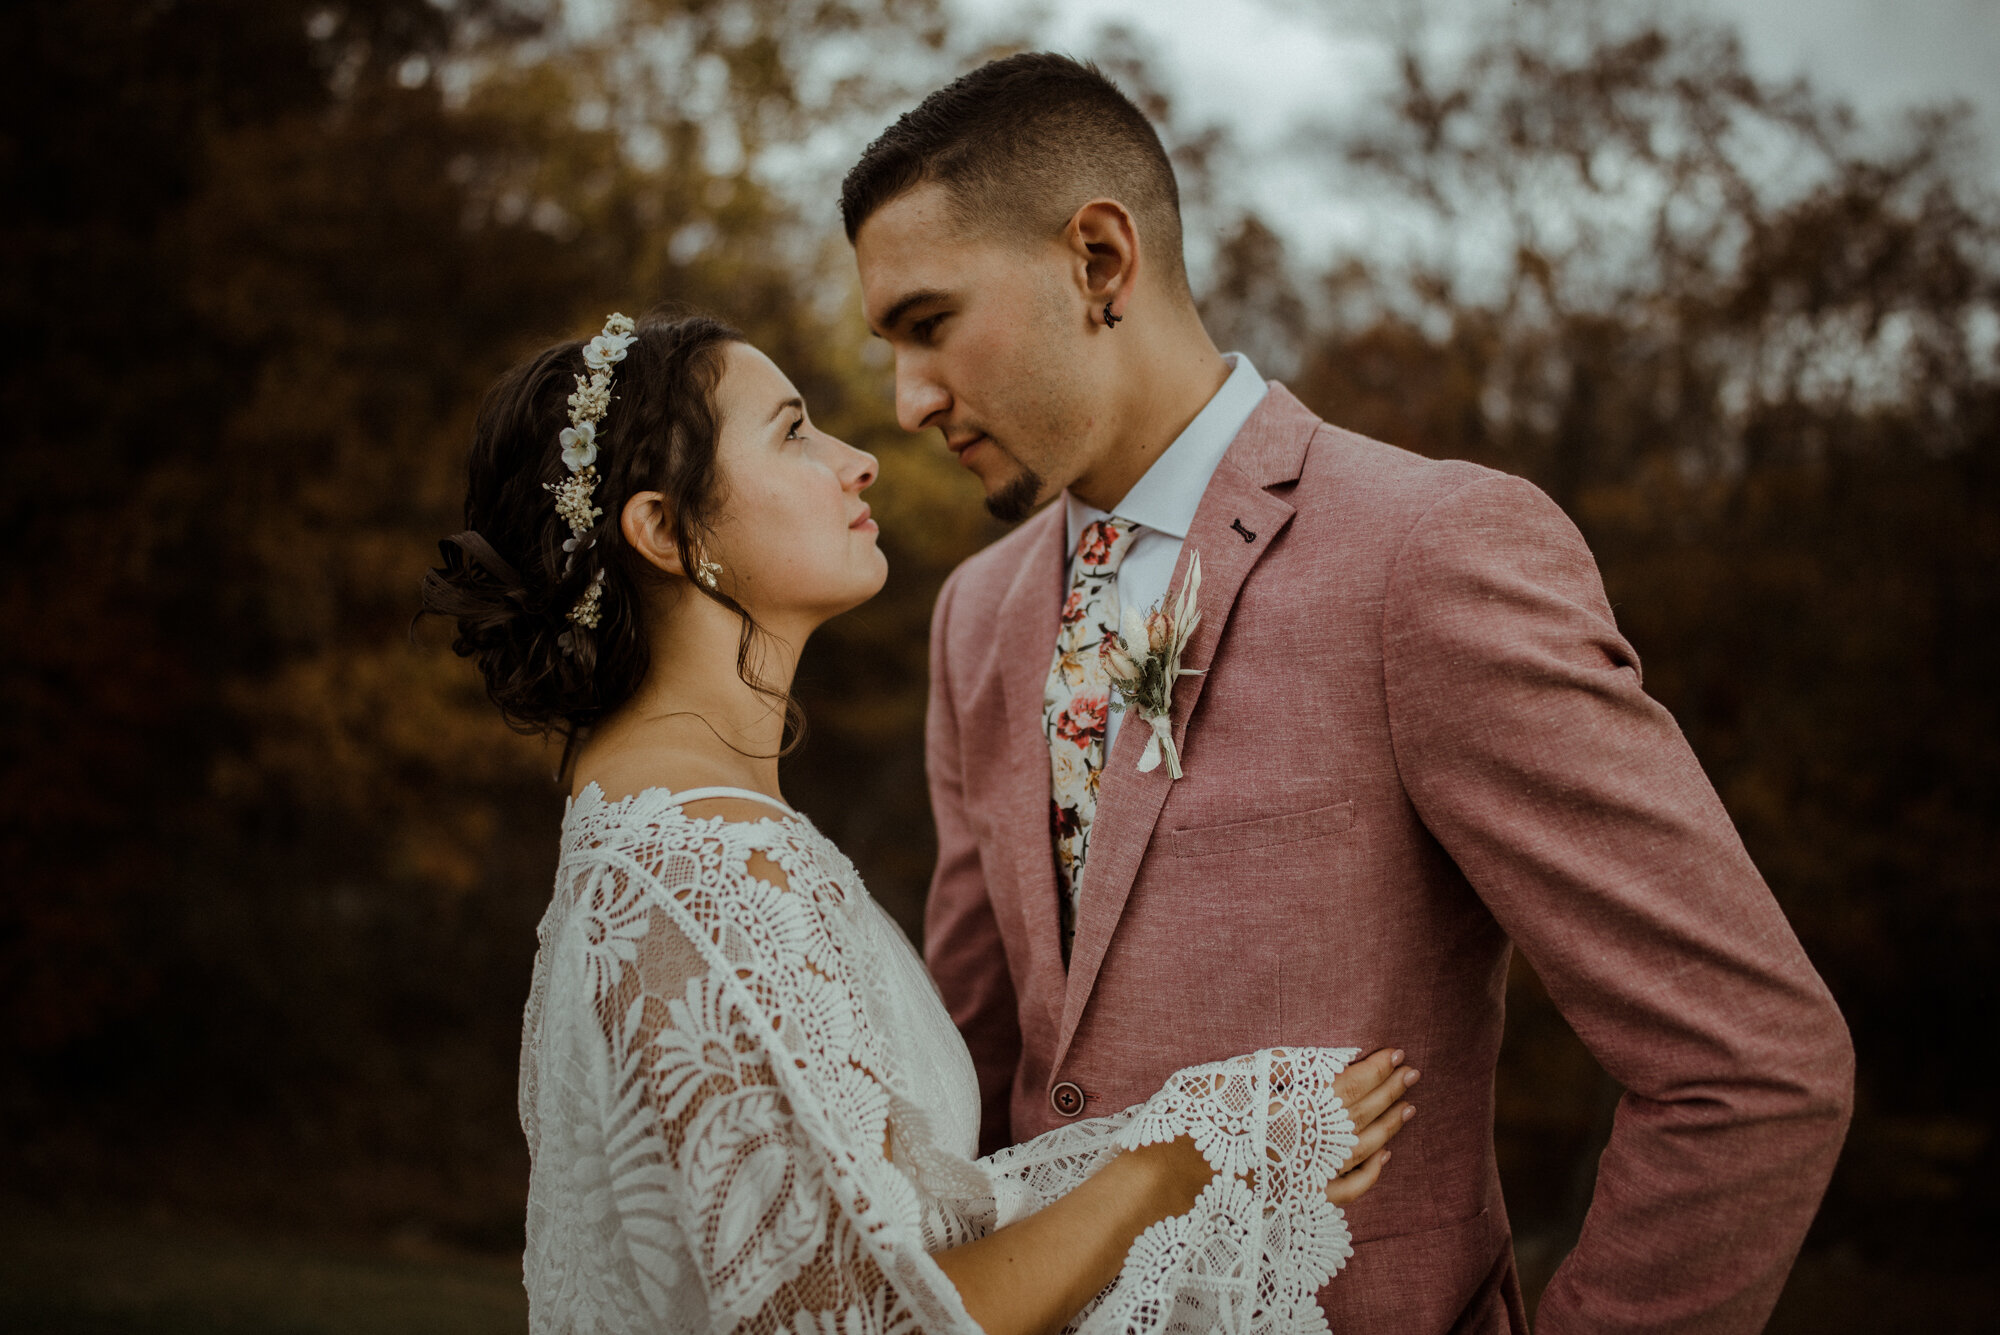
(4, 1203, 1994, 1333)
(0, 1206, 525, 1335)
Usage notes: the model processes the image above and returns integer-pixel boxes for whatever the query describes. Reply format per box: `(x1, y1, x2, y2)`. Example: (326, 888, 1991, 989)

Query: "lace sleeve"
(975, 1047, 1364, 1335)
(528, 795, 1369, 1335)
(523, 806, 984, 1335)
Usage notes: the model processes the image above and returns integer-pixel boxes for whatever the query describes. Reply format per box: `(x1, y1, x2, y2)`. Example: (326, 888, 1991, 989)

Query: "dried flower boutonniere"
(1104, 551, 1204, 779)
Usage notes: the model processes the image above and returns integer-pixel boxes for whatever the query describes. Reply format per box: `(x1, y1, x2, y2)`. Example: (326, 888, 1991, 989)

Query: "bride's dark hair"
(419, 310, 802, 763)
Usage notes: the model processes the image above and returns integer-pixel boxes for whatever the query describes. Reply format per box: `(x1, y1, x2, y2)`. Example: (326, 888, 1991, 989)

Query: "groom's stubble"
(976, 273, 1082, 522)
(854, 183, 1144, 525)
(844, 53, 1218, 523)
(984, 465, 1046, 524)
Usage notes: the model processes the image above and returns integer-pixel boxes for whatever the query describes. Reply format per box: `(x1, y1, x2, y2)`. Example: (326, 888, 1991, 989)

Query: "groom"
(844, 54, 1852, 1332)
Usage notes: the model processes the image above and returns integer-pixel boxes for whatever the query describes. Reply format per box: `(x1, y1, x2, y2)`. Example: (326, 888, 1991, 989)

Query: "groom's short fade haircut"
(840, 52, 1189, 294)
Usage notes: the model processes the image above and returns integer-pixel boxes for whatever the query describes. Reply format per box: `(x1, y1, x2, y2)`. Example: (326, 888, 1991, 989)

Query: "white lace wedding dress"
(520, 785, 1365, 1334)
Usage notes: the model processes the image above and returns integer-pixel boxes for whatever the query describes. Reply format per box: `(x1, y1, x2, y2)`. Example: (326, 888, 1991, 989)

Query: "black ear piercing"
(1102, 302, 1122, 328)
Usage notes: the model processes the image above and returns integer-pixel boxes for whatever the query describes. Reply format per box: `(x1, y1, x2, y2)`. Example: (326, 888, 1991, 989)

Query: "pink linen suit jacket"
(923, 384, 1854, 1333)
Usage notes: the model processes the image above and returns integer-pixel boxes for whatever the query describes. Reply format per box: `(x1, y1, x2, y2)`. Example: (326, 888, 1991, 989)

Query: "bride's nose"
(842, 443, 878, 492)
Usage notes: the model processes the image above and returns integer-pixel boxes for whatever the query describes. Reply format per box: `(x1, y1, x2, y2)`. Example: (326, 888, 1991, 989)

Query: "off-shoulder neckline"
(567, 779, 798, 819)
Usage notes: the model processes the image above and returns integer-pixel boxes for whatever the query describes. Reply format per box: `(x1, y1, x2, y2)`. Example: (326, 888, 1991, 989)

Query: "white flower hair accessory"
(1104, 550, 1205, 779)
(546, 312, 635, 635)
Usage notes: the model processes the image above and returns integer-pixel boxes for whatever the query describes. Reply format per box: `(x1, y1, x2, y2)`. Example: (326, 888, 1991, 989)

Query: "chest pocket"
(1169, 800, 1354, 859)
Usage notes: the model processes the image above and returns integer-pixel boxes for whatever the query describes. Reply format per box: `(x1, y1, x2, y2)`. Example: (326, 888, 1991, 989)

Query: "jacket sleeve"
(1380, 474, 1853, 1334)
(922, 562, 1025, 1156)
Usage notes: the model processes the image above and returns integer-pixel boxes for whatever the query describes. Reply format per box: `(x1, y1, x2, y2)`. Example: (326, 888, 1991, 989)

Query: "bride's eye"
(785, 414, 806, 441)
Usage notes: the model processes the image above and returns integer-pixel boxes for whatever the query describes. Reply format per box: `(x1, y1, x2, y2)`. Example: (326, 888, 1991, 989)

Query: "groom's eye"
(913, 313, 947, 344)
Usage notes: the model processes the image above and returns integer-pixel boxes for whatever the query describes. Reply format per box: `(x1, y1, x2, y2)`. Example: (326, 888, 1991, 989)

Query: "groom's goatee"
(986, 469, 1045, 524)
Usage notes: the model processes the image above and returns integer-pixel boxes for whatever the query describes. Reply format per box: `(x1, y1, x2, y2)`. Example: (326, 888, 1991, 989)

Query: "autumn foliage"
(2, 0, 1994, 1317)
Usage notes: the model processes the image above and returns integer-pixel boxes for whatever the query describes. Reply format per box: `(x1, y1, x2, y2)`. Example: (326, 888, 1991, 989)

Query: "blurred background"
(3, 0, 1995, 1329)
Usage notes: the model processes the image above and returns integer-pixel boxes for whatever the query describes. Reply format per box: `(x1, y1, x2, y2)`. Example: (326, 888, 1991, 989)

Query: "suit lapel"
(1052, 386, 1319, 1074)
(992, 503, 1072, 1034)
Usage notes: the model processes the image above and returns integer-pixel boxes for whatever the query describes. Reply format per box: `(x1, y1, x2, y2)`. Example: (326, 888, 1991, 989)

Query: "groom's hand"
(1326, 1047, 1418, 1205)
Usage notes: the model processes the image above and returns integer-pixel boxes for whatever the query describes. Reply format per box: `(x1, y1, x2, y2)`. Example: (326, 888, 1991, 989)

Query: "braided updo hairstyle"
(420, 311, 795, 760)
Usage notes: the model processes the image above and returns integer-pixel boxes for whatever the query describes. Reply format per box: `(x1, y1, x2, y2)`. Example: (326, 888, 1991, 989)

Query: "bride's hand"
(1325, 1047, 1417, 1205)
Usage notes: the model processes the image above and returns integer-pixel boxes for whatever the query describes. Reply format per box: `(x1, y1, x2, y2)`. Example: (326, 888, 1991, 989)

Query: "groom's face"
(855, 184, 1095, 522)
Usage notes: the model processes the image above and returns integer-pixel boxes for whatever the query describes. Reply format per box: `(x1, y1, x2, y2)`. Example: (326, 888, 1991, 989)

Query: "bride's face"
(706, 342, 886, 625)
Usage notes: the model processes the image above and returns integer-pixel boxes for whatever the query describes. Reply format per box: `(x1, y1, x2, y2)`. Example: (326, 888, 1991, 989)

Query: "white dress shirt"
(1063, 352, 1268, 758)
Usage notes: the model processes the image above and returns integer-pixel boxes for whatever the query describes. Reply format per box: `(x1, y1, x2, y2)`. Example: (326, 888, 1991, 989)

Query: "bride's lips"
(850, 504, 877, 533)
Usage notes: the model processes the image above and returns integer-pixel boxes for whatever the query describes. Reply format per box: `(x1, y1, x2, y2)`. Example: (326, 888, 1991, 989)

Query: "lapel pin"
(1231, 518, 1257, 543)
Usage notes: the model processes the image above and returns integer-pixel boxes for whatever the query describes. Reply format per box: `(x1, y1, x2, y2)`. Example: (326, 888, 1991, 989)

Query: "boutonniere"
(1104, 550, 1204, 779)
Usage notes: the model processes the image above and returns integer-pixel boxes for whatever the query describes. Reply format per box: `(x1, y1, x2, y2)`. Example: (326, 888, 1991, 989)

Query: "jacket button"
(1050, 1081, 1085, 1117)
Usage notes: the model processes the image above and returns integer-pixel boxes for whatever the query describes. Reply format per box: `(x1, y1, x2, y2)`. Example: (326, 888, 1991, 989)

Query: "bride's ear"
(621, 490, 688, 579)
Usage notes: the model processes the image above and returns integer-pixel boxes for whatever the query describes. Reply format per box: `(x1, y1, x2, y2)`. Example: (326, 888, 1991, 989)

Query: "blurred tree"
(0, 0, 978, 1243)
(6, 8, 1995, 1326)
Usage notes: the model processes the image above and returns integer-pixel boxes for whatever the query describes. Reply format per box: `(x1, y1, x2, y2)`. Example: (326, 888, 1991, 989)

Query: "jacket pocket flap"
(1170, 800, 1354, 858)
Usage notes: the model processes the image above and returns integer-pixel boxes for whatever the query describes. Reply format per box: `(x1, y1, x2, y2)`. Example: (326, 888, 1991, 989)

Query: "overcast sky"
(954, 0, 2000, 273)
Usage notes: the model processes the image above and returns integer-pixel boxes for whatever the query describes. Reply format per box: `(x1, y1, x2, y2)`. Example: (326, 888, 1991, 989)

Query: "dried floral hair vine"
(546, 312, 636, 638)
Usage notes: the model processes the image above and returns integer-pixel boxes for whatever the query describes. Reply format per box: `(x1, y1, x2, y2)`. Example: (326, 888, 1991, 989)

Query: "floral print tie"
(1045, 516, 1143, 964)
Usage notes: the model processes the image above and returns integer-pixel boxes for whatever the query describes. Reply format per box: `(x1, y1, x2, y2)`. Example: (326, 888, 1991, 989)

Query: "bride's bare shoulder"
(573, 742, 787, 827)
(573, 748, 728, 804)
(672, 795, 793, 825)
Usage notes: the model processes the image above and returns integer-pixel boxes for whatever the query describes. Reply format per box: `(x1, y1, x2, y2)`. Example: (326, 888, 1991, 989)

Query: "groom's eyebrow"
(873, 287, 951, 337)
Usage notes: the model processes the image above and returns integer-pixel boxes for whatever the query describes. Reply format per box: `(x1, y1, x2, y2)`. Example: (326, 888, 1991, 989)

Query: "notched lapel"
(1053, 387, 1319, 1074)
(991, 506, 1072, 1032)
(1056, 469, 1295, 1060)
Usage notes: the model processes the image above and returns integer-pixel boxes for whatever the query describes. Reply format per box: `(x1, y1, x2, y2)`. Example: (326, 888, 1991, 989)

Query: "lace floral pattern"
(521, 786, 1363, 1334)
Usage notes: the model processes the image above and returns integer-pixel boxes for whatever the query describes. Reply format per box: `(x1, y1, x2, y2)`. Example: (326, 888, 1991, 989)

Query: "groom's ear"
(1065, 198, 1141, 314)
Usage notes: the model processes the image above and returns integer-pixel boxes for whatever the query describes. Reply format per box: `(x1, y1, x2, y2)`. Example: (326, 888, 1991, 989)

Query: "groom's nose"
(895, 364, 950, 435)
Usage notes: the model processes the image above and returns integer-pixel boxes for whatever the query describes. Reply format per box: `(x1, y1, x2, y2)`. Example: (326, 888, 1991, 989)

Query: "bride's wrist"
(1126, 1135, 1214, 1219)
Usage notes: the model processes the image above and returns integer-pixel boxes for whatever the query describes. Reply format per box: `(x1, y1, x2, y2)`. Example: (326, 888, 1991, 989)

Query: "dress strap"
(665, 785, 797, 817)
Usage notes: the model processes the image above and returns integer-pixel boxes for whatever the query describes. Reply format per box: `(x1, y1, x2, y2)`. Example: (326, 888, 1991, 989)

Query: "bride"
(423, 312, 1417, 1334)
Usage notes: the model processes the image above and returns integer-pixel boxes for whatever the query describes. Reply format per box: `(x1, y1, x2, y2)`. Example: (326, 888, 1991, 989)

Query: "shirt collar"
(1065, 352, 1268, 554)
